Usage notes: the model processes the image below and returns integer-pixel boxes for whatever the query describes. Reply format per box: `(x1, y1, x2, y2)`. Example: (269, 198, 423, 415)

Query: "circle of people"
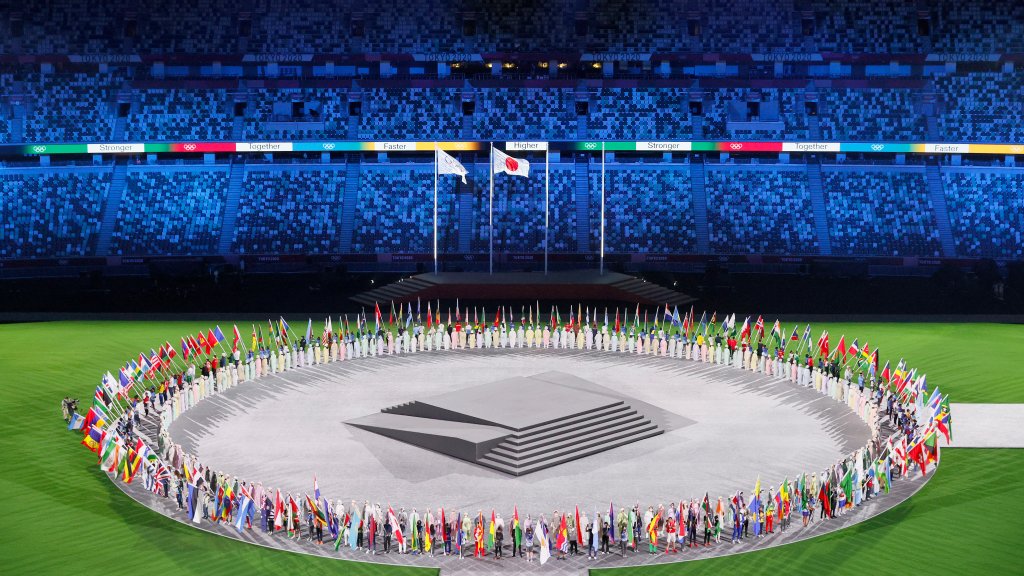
(70, 306, 948, 566)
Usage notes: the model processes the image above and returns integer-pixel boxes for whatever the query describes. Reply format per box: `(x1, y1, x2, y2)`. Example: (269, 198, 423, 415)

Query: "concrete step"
(503, 404, 633, 446)
(491, 413, 647, 459)
(478, 426, 664, 476)
(483, 420, 658, 468)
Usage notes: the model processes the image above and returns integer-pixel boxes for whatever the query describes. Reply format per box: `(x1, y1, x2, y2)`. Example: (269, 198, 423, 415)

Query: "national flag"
(187, 483, 202, 524)
(235, 494, 254, 533)
(279, 317, 291, 340)
(68, 412, 85, 431)
(848, 338, 860, 357)
(608, 502, 616, 543)
(538, 517, 550, 565)
(754, 315, 765, 338)
(213, 325, 226, 346)
(232, 325, 241, 351)
(555, 514, 567, 552)
(93, 385, 111, 408)
(388, 506, 404, 546)
(492, 147, 530, 178)
(273, 490, 284, 530)
(487, 509, 496, 549)
(306, 495, 327, 526)
(790, 325, 800, 342)
(817, 330, 829, 357)
(627, 507, 636, 547)
(877, 458, 891, 494)
(197, 332, 209, 354)
(374, 302, 383, 333)
(207, 329, 218, 349)
(836, 334, 847, 359)
(574, 505, 582, 544)
(740, 316, 751, 341)
(82, 406, 108, 431)
(770, 320, 782, 346)
(840, 467, 854, 502)
(436, 145, 468, 184)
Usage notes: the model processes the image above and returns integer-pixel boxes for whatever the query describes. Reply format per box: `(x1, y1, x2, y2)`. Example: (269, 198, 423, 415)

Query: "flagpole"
(600, 141, 606, 275)
(433, 143, 439, 275)
(489, 142, 494, 275)
(544, 145, 549, 276)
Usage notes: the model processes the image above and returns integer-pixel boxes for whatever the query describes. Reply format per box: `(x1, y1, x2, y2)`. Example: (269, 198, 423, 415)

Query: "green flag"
(627, 509, 636, 545)
(840, 467, 854, 503)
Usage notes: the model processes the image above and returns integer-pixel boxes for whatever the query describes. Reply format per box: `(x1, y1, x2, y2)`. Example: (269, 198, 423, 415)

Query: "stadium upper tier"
(1, 73, 1022, 145)
(1, 162, 1021, 263)
(2, 0, 1023, 54)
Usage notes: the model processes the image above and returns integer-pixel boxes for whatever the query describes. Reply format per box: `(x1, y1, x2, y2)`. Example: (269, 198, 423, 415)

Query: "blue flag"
(348, 510, 360, 549)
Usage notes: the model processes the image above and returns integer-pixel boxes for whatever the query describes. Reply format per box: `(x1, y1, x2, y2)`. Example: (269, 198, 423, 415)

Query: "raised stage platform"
(346, 371, 665, 476)
(350, 270, 696, 307)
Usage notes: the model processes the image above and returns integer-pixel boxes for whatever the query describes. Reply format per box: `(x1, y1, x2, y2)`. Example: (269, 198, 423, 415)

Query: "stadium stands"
(818, 89, 925, 142)
(245, 87, 349, 140)
(4, 1, 1024, 56)
(706, 168, 817, 254)
(588, 88, 691, 140)
(475, 88, 576, 141)
(352, 166, 455, 254)
(360, 88, 462, 140)
(22, 73, 118, 142)
(110, 169, 228, 255)
(590, 166, 697, 254)
(234, 168, 345, 254)
(823, 170, 942, 257)
(126, 89, 232, 141)
(943, 170, 1024, 259)
(0, 170, 109, 258)
(935, 73, 1024, 142)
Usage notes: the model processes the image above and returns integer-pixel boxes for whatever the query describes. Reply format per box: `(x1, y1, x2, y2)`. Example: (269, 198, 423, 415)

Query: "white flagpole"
(433, 143, 439, 275)
(489, 142, 494, 275)
(544, 145, 549, 275)
(600, 141, 606, 275)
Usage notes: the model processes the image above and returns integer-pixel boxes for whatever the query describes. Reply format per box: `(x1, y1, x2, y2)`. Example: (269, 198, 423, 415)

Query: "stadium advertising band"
(14, 140, 1023, 156)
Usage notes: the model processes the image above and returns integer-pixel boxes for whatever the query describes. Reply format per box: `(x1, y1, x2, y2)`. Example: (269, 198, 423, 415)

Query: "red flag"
(375, 302, 383, 328)
(836, 335, 847, 359)
(207, 328, 218, 347)
(494, 307, 501, 327)
(232, 325, 241, 351)
(614, 309, 620, 334)
(426, 302, 433, 329)
(196, 332, 209, 355)
(555, 514, 567, 552)
(575, 506, 582, 544)
(165, 341, 177, 360)
(880, 361, 892, 382)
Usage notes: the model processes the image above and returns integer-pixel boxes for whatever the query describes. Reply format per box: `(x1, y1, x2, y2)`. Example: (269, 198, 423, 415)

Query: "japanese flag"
(492, 147, 530, 178)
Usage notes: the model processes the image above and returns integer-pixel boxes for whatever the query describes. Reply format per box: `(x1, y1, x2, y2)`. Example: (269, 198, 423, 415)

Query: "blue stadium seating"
(706, 168, 817, 254)
(935, 73, 1024, 143)
(352, 166, 458, 254)
(943, 170, 1024, 259)
(22, 73, 118, 142)
(234, 168, 345, 254)
(0, 170, 109, 258)
(589, 166, 696, 254)
(111, 169, 228, 255)
(823, 170, 941, 257)
(127, 89, 232, 141)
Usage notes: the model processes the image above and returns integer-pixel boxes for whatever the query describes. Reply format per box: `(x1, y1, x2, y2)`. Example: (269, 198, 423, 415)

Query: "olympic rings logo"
(871, 144, 884, 151)
(730, 143, 743, 150)
(33, 146, 47, 153)
(183, 143, 197, 151)
(323, 143, 336, 150)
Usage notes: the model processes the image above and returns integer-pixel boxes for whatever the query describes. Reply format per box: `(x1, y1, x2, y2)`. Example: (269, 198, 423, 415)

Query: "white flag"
(436, 146, 467, 184)
(492, 147, 530, 178)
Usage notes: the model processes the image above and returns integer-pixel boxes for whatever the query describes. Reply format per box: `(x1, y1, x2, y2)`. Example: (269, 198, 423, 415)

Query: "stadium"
(2, 1, 1022, 575)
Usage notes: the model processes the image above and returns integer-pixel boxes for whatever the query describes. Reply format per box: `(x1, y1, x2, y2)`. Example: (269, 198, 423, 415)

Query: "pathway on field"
(948, 404, 1024, 448)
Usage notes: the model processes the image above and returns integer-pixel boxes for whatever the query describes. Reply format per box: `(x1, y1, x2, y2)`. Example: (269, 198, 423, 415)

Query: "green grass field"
(0, 320, 1020, 575)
